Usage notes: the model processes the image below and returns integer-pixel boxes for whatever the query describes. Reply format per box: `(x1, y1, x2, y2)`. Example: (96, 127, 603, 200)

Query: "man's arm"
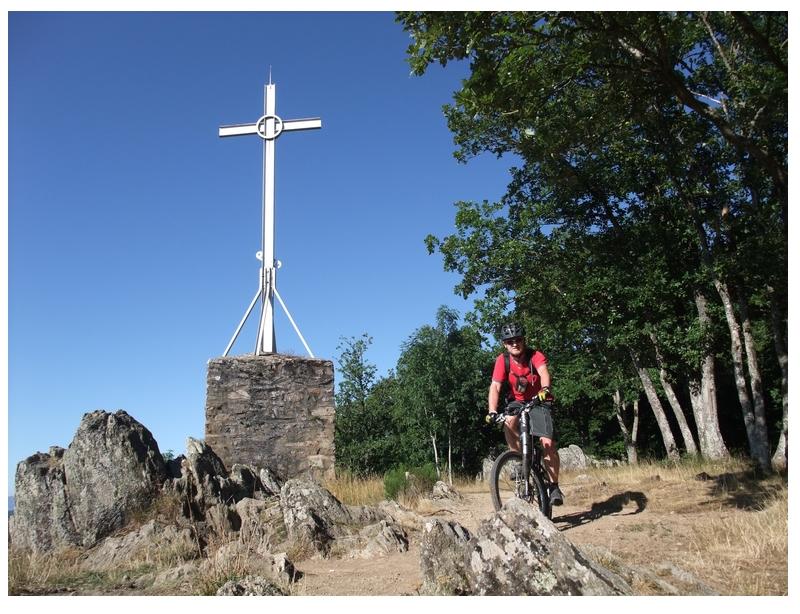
(537, 363, 551, 389)
(488, 380, 503, 414)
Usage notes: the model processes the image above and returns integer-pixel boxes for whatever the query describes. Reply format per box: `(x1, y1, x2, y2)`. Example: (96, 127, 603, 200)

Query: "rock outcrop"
(419, 498, 631, 596)
(280, 478, 408, 559)
(431, 480, 462, 500)
(216, 575, 287, 596)
(11, 411, 168, 552)
(11, 409, 671, 597)
(81, 520, 197, 570)
(557, 444, 588, 470)
(10, 446, 78, 552)
(419, 519, 473, 595)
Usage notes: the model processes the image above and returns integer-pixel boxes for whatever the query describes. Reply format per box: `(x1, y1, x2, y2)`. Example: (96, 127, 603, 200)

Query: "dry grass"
(686, 485, 788, 595)
(557, 457, 788, 595)
(324, 471, 385, 506)
(8, 547, 85, 595)
(325, 470, 488, 507)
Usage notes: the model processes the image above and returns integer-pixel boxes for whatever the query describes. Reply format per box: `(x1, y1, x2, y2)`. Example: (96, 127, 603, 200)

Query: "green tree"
(334, 334, 390, 475)
(398, 11, 787, 469)
(394, 306, 494, 480)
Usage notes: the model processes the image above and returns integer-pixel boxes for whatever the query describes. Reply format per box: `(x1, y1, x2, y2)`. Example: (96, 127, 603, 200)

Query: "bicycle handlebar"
(487, 397, 553, 424)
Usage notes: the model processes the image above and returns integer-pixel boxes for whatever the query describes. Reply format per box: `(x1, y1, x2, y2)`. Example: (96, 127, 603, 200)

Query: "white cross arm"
(219, 117, 322, 138)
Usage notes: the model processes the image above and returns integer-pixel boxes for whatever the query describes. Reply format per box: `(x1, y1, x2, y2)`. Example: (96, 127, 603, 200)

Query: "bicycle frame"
(516, 403, 549, 499)
(490, 400, 553, 517)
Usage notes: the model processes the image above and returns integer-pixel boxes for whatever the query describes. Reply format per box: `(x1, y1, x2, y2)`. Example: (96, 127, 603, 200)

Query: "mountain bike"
(488, 398, 554, 519)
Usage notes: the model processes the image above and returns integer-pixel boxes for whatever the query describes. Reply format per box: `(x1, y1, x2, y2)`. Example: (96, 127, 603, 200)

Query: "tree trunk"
(447, 431, 453, 485)
(714, 278, 770, 470)
(430, 432, 440, 478)
(689, 290, 729, 459)
(649, 332, 699, 455)
(631, 398, 640, 464)
(614, 389, 638, 464)
(631, 351, 680, 461)
(768, 289, 788, 472)
(736, 288, 771, 471)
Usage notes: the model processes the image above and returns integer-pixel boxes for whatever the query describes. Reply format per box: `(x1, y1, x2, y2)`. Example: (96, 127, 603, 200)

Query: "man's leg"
(540, 437, 559, 481)
(541, 437, 563, 505)
(504, 416, 520, 452)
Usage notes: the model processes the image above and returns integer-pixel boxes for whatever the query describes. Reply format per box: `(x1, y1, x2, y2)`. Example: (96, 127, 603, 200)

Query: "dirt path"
(292, 471, 785, 596)
(293, 483, 654, 596)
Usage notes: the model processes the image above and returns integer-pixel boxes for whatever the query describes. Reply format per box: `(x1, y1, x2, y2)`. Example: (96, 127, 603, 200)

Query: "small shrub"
(383, 464, 438, 502)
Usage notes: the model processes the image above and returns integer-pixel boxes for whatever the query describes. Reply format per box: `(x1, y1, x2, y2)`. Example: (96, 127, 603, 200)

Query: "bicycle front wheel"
(489, 449, 550, 518)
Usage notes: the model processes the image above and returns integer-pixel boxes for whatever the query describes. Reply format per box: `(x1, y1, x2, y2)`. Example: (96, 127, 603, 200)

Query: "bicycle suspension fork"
(519, 410, 533, 498)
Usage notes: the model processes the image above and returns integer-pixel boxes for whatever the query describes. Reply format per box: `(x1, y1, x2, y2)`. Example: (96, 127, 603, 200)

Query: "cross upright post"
(219, 80, 321, 356)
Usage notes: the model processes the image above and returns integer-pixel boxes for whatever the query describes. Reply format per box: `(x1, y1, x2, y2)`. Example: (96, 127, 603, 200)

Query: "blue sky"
(6, 11, 520, 492)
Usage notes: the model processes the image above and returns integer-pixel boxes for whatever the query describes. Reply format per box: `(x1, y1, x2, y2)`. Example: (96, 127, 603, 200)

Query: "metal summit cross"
(219, 78, 321, 357)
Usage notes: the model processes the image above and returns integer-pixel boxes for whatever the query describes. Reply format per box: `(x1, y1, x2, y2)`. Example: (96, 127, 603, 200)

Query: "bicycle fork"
(519, 411, 533, 500)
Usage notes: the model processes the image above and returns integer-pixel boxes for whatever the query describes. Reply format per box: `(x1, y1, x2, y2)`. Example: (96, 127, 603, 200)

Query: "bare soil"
(293, 470, 788, 596)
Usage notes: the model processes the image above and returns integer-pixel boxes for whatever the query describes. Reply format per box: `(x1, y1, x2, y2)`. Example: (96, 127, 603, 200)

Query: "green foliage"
(334, 308, 499, 477)
(395, 11, 788, 462)
(383, 463, 438, 501)
(337, 13, 787, 471)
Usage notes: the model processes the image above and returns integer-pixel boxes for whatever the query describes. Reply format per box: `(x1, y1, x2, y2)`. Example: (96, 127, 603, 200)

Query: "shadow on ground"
(555, 491, 648, 530)
(694, 470, 785, 511)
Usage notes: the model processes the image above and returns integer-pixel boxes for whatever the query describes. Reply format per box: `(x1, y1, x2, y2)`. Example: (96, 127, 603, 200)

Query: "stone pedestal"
(205, 354, 335, 481)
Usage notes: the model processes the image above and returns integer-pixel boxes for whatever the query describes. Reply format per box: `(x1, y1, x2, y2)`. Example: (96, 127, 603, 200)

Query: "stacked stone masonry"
(205, 354, 335, 481)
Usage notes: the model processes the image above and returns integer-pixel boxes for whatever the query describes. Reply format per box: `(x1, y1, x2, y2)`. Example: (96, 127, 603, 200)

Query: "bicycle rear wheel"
(489, 449, 551, 518)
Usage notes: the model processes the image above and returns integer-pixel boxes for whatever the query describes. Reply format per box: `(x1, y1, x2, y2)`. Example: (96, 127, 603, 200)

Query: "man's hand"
(485, 411, 497, 424)
(537, 386, 554, 402)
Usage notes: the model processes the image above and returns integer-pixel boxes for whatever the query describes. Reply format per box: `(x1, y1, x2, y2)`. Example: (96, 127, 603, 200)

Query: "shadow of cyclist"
(554, 491, 648, 530)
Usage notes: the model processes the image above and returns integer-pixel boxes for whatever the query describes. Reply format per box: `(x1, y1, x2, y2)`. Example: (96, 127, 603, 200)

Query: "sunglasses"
(504, 337, 524, 346)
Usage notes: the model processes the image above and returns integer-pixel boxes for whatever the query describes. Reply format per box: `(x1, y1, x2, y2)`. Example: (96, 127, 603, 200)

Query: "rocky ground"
(10, 410, 786, 597)
(293, 470, 786, 596)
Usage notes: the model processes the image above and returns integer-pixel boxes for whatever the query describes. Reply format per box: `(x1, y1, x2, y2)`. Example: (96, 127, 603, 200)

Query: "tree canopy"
(335, 12, 787, 477)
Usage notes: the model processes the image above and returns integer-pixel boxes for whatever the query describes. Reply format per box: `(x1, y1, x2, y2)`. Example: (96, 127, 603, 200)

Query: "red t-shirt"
(492, 350, 548, 402)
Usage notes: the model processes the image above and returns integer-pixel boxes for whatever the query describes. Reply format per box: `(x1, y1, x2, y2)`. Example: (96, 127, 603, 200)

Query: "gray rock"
(419, 499, 631, 595)
(376, 500, 428, 532)
(10, 447, 79, 552)
(235, 496, 286, 551)
(332, 520, 409, 559)
(11, 411, 169, 552)
(258, 466, 285, 496)
(419, 519, 472, 595)
(62, 410, 168, 548)
(216, 575, 287, 596)
(579, 544, 719, 596)
(206, 502, 241, 536)
(279, 478, 353, 555)
(152, 561, 200, 588)
(81, 519, 197, 570)
(206, 541, 298, 585)
(467, 498, 631, 595)
(557, 444, 588, 470)
(174, 437, 244, 519)
(431, 480, 462, 500)
(279, 478, 407, 559)
(229, 464, 261, 499)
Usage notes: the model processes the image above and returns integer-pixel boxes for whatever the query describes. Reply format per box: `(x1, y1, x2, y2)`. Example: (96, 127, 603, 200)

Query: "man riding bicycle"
(487, 322, 564, 506)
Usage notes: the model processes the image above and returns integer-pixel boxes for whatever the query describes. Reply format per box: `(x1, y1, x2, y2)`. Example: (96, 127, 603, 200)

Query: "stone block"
(205, 354, 335, 481)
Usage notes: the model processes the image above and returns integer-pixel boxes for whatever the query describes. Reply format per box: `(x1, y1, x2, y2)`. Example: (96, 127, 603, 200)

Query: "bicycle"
(488, 398, 554, 519)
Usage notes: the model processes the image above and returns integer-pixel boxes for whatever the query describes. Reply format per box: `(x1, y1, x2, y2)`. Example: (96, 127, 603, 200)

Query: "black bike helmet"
(500, 322, 525, 341)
